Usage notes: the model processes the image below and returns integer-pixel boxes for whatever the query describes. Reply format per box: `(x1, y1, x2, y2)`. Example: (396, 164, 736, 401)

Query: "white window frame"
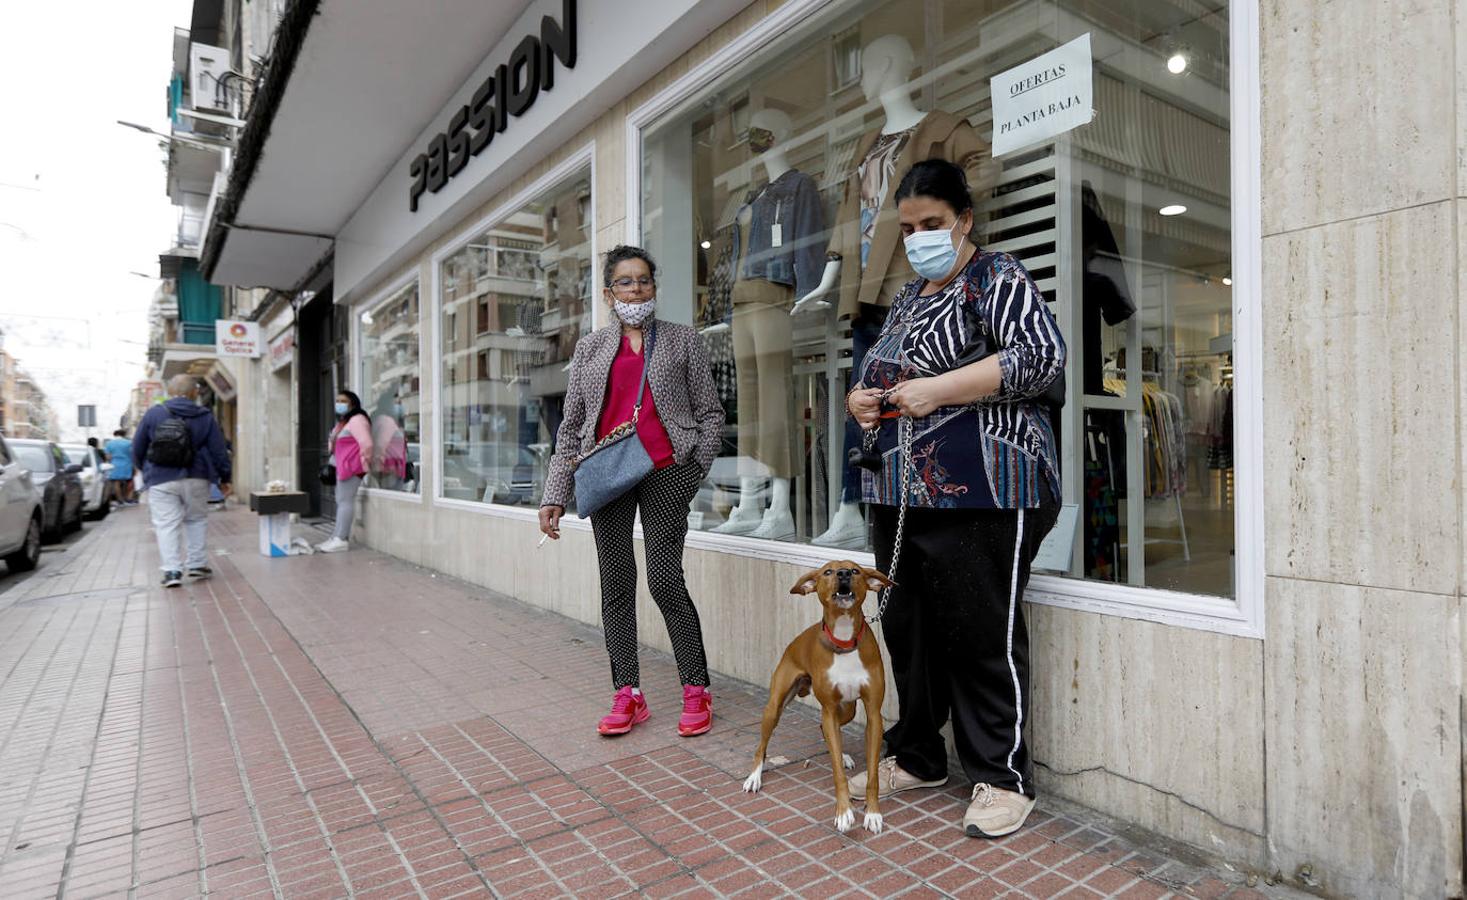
(351, 270, 426, 505)
(622, 0, 1264, 638)
(428, 142, 597, 533)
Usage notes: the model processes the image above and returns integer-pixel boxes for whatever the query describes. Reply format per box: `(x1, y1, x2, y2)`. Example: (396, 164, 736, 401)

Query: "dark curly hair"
(602, 244, 658, 288)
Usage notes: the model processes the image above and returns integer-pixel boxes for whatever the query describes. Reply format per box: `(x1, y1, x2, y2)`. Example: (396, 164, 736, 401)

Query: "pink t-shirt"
(595, 336, 675, 469)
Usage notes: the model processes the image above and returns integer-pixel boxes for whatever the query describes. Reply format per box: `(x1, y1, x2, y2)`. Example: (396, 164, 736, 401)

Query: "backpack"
(147, 416, 196, 468)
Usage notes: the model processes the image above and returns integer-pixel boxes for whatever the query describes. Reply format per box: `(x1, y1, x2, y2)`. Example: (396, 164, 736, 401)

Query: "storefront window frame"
(623, 0, 1265, 638)
(352, 270, 427, 505)
(427, 142, 598, 532)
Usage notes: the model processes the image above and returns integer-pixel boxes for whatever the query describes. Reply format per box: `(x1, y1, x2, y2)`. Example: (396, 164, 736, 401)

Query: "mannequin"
(711, 109, 824, 539)
(801, 35, 997, 548)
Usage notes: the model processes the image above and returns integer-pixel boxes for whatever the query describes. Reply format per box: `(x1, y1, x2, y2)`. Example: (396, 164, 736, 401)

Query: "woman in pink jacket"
(319, 390, 373, 552)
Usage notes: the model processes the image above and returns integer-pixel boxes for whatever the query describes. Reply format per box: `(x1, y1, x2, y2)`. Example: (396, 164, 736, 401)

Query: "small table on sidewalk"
(248, 491, 311, 557)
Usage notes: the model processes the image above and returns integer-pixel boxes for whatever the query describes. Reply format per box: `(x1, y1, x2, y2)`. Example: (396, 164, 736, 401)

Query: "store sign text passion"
(408, 0, 577, 212)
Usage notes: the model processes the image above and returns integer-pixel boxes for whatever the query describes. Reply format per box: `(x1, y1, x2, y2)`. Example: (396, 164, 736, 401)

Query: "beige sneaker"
(963, 783, 1036, 838)
(848, 756, 948, 800)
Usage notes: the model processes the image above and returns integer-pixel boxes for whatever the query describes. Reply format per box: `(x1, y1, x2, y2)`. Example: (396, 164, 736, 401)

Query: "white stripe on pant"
(148, 478, 210, 572)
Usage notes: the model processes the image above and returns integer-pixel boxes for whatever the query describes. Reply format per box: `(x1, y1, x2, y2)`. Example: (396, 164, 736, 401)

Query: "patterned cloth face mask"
(614, 299, 657, 327)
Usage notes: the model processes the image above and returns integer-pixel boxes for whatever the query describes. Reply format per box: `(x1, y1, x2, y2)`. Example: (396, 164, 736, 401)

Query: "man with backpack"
(132, 375, 232, 588)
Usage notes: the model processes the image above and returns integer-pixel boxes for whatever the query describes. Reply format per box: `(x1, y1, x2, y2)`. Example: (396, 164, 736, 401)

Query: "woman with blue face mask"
(842, 159, 1066, 841)
(320, 390, 373, 552)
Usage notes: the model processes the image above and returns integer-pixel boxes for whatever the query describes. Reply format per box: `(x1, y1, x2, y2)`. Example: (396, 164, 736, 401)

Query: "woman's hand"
(887, 378, 945, 419)
(538, 505, 564, 539)
(847, 387, 883, 431)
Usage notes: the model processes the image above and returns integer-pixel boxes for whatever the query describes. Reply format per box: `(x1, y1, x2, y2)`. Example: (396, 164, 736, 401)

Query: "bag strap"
(631, 326, 654, 423)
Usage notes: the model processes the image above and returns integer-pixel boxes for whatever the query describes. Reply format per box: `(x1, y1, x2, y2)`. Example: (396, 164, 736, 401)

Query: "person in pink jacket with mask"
(319, 390, 373, 552)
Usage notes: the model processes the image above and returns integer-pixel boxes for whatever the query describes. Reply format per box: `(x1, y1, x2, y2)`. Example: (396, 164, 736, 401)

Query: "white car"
(59, 444, 112, 520)
(0, 434, 44, 572)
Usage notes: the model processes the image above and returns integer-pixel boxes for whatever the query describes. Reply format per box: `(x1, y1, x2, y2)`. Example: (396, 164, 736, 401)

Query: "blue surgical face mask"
(903, 218, 965, 281)
(334, 402, 349, 416)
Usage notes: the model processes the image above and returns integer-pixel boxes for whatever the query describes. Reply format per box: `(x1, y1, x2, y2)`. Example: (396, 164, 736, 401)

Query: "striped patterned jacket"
(542, 320, 724, 509)
(857, 250, 1066, 510)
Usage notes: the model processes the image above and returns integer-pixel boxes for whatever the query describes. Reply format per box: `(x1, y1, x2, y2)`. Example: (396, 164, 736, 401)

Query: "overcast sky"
(0, 1, 191, 442)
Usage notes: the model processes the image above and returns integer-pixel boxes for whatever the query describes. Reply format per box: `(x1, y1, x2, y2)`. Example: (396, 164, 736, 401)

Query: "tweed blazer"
(541, 320, 725, 509)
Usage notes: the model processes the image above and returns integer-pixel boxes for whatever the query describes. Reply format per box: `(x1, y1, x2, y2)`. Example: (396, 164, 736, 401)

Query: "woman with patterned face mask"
(844, 159, 1066, 840)
(539, 245, 726, 739)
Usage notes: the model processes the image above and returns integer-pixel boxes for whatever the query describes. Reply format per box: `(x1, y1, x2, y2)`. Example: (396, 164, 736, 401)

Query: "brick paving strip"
(0, 507, 1302, 899)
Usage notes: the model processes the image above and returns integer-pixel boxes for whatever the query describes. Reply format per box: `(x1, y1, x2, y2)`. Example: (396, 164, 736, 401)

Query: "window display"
(359, 280, 422, 493)
(640, 0, 1236, 597)
(438, 167, 592, 508)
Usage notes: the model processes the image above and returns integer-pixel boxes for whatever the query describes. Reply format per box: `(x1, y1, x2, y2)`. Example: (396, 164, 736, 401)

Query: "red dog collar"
(822, 618, 865, 653)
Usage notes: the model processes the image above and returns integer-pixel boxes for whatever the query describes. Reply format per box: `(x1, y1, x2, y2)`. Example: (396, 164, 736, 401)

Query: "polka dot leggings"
(589, 462, 711, 689)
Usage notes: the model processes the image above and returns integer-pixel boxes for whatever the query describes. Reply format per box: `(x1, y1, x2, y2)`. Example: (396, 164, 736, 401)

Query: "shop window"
(358, 279, 422, 493)
(639, 0, 1237, 598)
(438, 166, 593, 508)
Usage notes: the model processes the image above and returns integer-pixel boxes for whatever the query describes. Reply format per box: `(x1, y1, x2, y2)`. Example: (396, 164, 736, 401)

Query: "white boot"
(748, 478, 795, 540)
(712, 476, 766, 535)
(812, 501, 866, 549)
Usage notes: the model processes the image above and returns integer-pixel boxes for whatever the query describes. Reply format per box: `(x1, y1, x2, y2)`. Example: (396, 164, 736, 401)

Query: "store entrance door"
(296, 288, 344, 519)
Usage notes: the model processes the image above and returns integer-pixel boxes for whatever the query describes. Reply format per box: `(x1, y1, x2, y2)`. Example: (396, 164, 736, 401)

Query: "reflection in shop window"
(359, 280, 422, 493)
(438, 168, 593, 508)
(640, 0, 1237, 598)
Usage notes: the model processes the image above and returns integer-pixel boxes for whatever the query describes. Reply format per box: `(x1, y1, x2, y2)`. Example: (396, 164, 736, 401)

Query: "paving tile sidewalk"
(0, 506, 1299, 898)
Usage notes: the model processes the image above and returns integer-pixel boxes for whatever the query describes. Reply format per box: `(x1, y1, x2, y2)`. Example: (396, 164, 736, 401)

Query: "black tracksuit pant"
(871, 487, 1058, 797)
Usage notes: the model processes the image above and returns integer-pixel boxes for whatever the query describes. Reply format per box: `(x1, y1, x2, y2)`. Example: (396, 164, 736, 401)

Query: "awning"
(201, 0, 537, 289)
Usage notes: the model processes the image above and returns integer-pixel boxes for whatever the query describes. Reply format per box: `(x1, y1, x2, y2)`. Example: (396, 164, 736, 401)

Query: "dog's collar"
(822, 618, 865, 653)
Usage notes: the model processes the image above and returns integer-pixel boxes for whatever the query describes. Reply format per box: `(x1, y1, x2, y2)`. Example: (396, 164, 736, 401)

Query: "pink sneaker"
(598, 686, 649, 736)
(678, 685, 712, 737)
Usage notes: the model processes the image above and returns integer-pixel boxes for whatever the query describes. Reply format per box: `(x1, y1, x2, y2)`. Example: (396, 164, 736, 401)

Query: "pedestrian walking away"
(104, 428, 137, 505)
(320, 390, 373, 553)
(131, 375, 232, 588)
(539, 245, 725, 739)
(845, 159, 1065, 839)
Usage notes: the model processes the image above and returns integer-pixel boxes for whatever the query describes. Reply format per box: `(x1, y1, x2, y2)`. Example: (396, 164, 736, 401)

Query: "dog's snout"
(835, 568, 855, 592)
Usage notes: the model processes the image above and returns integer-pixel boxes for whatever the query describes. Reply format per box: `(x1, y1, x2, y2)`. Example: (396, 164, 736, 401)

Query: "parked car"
(9, 439, 84, 542)
(59, 444, 111, 520)
(0, 434, 43, 572)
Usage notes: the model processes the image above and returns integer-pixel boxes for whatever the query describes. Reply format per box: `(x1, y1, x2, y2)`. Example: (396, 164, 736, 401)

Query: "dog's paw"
(834, 808, 855, 833)
(863, 811, 884, 834)
(742, 766, 763, 793)
(841, 753, 854, 770)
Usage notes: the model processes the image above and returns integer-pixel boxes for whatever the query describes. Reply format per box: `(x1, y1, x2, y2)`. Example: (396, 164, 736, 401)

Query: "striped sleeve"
(983, 263, 1067, 403)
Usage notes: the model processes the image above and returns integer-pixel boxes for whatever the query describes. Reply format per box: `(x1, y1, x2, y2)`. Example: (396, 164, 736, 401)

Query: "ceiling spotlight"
(360, 311, 374, 324)
(1159, 204, 1187, 217)
(1166, 53, 1188, 75)
(700, 240, 711, 249)
(1221, 276, 1233, 286)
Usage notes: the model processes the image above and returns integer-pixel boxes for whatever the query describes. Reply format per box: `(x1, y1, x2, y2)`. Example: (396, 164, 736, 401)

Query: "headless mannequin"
(792, 35, 925, 318)
(714, 109, 798, 538)
(805, 35, 927, 546)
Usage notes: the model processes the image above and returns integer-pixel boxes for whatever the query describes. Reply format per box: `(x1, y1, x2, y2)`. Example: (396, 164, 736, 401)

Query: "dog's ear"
(862, 566, 896, 592)
(790, 568, 823, 595)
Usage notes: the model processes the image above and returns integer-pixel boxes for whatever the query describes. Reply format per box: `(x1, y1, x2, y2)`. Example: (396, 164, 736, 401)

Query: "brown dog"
(742, 560, 894, 833)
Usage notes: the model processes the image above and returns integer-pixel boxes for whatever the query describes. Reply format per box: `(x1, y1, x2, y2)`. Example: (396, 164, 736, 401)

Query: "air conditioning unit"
(190, 43, 232, 113)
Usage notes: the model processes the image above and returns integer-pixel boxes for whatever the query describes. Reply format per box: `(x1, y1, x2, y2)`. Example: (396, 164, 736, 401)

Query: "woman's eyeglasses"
(610, 277, 655, 290)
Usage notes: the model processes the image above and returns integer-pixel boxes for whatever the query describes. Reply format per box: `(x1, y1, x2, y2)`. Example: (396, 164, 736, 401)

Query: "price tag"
(771, 224, 783, 247)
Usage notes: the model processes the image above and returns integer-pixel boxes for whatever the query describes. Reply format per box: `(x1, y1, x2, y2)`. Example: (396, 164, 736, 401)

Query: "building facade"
(194, 1, 1465, 895)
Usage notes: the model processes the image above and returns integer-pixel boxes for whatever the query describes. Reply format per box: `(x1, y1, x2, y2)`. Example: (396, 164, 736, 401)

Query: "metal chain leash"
(864, 413, 912, 624)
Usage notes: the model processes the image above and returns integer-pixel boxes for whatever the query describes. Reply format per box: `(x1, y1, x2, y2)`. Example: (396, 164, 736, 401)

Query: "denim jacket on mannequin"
(736, 169, 825, 298)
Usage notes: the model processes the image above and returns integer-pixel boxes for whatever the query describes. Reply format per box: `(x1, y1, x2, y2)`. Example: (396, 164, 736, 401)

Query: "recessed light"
(700, 240, 711, 249)
(1221, 276, 1232, 286)
(1167, 53, 1188, 75)
(1159, 204, 1187, 217)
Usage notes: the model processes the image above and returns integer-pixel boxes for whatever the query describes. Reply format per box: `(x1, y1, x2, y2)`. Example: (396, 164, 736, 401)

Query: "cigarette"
(538, 533, 550, 548)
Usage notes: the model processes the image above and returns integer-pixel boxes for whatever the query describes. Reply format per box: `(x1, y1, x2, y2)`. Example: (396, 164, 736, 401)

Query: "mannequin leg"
(713, 475, 766, 534)
(713, 298, 769, 534)
(813, 311, 882, 548)
(749, 477, 795, 540)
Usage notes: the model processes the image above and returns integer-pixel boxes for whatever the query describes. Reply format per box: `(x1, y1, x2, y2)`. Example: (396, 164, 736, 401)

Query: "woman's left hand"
(887, 378, 944, 419)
